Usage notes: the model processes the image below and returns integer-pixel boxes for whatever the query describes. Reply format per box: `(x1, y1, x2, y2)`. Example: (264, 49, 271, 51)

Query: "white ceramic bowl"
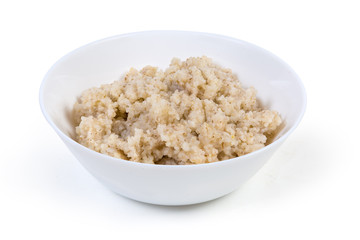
(39, 31, 306, 205)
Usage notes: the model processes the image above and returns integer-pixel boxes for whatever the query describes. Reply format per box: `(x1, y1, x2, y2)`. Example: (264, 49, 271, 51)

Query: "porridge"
(73, 56, 282, 165)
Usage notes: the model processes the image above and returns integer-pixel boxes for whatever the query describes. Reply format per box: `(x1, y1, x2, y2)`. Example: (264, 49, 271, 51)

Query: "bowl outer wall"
(61, 132, 286, 205)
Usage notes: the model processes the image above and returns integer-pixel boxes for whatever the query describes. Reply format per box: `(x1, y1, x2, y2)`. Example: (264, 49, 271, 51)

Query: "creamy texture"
(73, 56, 282, 164)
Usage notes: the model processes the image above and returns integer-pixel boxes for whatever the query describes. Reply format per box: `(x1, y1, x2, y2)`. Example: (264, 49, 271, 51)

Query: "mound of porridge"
(73, 56, 282, 165)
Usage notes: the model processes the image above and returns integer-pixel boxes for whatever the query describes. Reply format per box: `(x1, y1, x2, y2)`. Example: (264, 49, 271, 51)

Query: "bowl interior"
(40, 31, 306, 142)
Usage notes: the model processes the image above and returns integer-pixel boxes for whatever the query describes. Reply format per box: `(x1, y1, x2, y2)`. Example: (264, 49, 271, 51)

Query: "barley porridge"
(73, 56, 282, 165)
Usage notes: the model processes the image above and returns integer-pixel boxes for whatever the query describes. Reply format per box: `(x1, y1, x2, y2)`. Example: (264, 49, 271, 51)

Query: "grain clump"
(74, 57, 282, 165)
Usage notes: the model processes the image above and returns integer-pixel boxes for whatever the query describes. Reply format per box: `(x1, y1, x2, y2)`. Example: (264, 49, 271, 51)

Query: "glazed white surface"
(40, 31, 306, 205)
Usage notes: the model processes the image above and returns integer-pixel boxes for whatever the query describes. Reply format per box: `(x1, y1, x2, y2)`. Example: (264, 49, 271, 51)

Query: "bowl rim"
(39, 30, 307, 168)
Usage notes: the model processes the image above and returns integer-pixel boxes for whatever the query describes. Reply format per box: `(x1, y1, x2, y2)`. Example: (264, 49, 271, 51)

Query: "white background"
(1, 0, 359, 239)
